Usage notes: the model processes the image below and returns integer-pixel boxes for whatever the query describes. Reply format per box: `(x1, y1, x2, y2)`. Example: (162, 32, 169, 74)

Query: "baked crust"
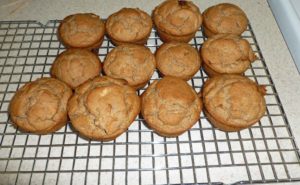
(9, 77, 73, 134)
(58, 13, 105, 49)
(201, 34, 257, 77)
(68, 76, 140, 141)
(141, 76, 202, 137)
(156, 42, 201, 80)
(156, 27, 197, 43)
(153, 0, 202, 42)
(103, 44, 156, 89)
(203, 3, 248, 37)
(106, 8, 152, 46)
(51, 49, 101, 89)
(202, 75, 266, 131)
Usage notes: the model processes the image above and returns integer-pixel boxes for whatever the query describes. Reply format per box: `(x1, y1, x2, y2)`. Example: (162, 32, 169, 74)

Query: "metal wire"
(0, 20, 300, 185)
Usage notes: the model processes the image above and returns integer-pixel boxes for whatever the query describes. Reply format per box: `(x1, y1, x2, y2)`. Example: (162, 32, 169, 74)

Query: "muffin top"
(68, 76, 140, 141)
(201, 34, 256, 75)
(156, 42, 201, 80)
(106, 8, 152, 43)
(203, 3, 248, 36)
(103, 44, 156, 89)
(58, 13, 105, 48)
(203, 75, 266, 129)
(153, 0, 202, 36)
(51, 49, 101, 89)
(9, 77, 72, 134)
(141, 76, 202, 137)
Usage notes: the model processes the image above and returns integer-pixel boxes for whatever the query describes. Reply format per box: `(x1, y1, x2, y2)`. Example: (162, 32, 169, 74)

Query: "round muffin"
(141, 76, 202, 137)
(103, 44, 156, 89)
(203, 3, 248, 37)
(9, 78, 72, 134)
(153, 0, 202, 43)
(202, 75, 266, 131)
(156, 42, 201, 80)
(58, 13, 105, 49)
(106, 8, 152, 46)
(51, 49, 101, 89)
(201, 34, 257, 77)
(68, 76, 140, 141)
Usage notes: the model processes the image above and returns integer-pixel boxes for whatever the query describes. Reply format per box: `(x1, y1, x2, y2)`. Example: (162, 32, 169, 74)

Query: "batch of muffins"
(9, 0, 267, 141)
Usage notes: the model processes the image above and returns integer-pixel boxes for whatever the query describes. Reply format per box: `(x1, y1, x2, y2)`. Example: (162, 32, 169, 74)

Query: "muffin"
(51, 49, 101, 89)
(68, 76, 140, 141)
(202, 75, 266, 131)
(156, 42, 201, 80)
(141, 76, 202, 137)
(9, 78, 72, 134)
(153, 0, 202, 42)
(201, 34, 257, 77)
(58, 13, 105, 49)
(203, 3, 248, 37)
(103, 44, 156, 89)
(106, 8, 152, 46)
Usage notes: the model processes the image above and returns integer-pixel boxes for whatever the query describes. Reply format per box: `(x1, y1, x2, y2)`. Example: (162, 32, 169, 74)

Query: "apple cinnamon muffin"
(153, 0, 202, 42)
(58, 13, 105, 49)
(156, 42, 201, 80)
(203, 3, 248, 37)
(106, 8, 152, 45)
(141, 76, 202, 137)
(68, 76, 140, 141)
(9, 78, 72, 134)
(103, 44, 156, 89)
(202, 75, 266, 131)
(201, 34, 257, 77)
(51, 49, 101, 89)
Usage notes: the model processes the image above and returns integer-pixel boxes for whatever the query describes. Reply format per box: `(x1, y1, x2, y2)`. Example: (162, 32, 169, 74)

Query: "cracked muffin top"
(103, 44, 156, 89)
(156, 42, 201, 80)
(141, 76, 202, 137)
(9, 77, 73, 134)
(58, 13, 105, 48)
(106, 8, 152, 45)
(68, 76, 140, 141)
(201, 34, 256, 76)
(153, 0, 202, 36)
(51, 49, 101, 89)
(203, 75, 266, 131)
(203, 3, 248, 37)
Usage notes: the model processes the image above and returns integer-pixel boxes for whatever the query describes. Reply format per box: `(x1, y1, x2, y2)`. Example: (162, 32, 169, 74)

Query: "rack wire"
(0, 20, 300, 185)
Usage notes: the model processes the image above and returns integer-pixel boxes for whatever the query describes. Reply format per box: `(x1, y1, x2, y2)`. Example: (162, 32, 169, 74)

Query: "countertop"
(0, 0, 300, 184)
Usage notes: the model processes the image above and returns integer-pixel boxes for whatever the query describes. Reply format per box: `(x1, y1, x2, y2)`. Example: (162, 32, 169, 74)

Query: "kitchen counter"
(0, 0, 300, 184)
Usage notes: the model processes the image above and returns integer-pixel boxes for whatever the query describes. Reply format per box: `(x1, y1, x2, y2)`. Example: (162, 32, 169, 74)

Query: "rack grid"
(0, 20, 300, 185)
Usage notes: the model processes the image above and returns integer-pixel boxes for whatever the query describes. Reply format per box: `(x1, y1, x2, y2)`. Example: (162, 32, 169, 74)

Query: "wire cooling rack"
(0, 20, 300, 185)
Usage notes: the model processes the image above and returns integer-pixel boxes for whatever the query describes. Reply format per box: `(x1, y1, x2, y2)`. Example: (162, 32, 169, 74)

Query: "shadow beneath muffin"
(137, 112, 160, 137)
(67, 121, 98, 142)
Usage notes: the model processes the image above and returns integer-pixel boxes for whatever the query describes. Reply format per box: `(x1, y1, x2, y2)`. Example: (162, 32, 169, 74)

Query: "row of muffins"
(58, 0, 249, 49)
(51, 33, 257, 91)
(9, 0, 266, 141)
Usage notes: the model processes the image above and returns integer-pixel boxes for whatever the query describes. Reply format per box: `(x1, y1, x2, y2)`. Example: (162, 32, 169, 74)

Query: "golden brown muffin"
(201, 34, 257, 77)
(58, 13, 105, 49)
(9, 78, 73, 134)
(141, 76, 202, 137)
(153, 0, 202, 43)
(68, 76, 140, 141)
(103, 44, 156, 89)
(51, 49, 101, 89)
(106, 8, 152, 46)
(156, 42, 201, 80)
(202, 75, 266, 131)
(203, 3, 248, 37)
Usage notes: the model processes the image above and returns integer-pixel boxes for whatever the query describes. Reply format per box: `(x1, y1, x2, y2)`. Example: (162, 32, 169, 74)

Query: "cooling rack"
(0, 20, 300, 185)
